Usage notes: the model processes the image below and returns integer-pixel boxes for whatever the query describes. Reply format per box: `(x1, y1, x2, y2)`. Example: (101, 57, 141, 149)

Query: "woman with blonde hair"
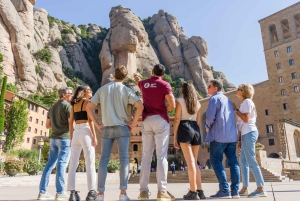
(232, 84, 267, 198)
(174, 82, 206, 200)
(67, 85, 98, 201)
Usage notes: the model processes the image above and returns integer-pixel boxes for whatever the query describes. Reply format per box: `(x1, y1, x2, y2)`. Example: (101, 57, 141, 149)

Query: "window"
(42, 110, 45, 115)
(27, 138, 30, 143)
(274, 51, 279, 57)
(34, 128, 38, 134)
(280, 89, 286, 96)
(265, 110, 269, 116)
(41, 121, 43, 126)
(28, 127, 31, 132)
(283, 103, 288, 110)
(95, 109, 98, 114)
(295, 13, 300, 34)
(268, 139, 275, 146)
(33, 105, 37, 112)
(36, 119, 39, 124)
(266, 124, 274, 133)
(292, 72, 296, 79)
(289, 59, 294, 66)
(33, 139, 36, 145)
(281, 19, 291, 39)
(29, 116, 32, 122)
(45, 132, 47, 136)
(287, 46, 292, 53)
(276, 63, 281, 70)
(278, 76, 283, 83)
(40, 130, 42, 135)
(133, 144, 138, 151)
(269, 24, 279, 43)
(294, 86, 299, 93)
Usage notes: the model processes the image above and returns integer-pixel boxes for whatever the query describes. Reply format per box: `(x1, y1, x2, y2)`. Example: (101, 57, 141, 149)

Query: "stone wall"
(256, 149, 283, 175)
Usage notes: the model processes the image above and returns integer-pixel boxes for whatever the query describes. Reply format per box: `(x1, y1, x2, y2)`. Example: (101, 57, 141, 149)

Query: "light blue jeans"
(240, 131, 264, 187)
(39, 138, 70, 194)
(98, 125, 130, 192)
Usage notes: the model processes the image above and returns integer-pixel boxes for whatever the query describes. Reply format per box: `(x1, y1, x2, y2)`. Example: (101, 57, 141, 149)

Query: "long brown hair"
(181, 82, 198, 115)
(71, 85, 90, 106)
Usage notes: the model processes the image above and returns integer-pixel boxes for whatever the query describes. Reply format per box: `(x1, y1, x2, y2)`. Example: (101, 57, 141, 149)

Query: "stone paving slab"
(0, 181, 300, 201)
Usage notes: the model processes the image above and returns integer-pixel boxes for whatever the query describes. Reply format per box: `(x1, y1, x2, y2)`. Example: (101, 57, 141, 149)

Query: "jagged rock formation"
(100, 5, 159, 85)
(149, 10, 235, 95)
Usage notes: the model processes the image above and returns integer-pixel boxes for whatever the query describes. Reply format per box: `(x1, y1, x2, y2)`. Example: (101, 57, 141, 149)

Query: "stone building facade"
(4, 90, 49, 150)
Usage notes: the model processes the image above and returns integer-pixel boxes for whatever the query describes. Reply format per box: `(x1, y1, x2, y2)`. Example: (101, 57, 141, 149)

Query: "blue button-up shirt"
(205, 92, 237, 143)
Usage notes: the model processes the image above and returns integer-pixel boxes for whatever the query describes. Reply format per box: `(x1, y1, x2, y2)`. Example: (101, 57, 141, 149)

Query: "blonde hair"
(238, 84, 254, 99)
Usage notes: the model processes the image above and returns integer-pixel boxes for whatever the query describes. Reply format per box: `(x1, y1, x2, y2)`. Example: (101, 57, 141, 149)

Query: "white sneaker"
(119, 194, 130, 201)
(55, 191, 69, 201)
(37, 192, 55, 200)
(96, 194, 104, 201)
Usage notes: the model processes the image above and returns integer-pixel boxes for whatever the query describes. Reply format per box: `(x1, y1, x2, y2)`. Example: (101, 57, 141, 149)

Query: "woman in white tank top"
(173, 82, 206, 200)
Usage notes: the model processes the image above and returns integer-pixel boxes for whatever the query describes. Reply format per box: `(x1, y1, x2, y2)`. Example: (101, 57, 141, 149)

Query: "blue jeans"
(210, 141, 240, 192)
(240, 131, 264, 187)
(98, 126, 130, 192)
(39, 138, 70, 194)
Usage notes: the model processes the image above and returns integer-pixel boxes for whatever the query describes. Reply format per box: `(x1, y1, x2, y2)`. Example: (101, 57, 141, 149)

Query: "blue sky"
(35, 0, 299, 87)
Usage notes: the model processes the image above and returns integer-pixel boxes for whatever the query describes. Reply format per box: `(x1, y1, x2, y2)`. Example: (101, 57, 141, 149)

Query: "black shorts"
(177, 120, 201, 146)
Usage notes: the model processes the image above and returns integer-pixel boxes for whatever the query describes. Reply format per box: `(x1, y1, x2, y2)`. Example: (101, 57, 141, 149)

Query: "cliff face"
(0, 2, 234, 95)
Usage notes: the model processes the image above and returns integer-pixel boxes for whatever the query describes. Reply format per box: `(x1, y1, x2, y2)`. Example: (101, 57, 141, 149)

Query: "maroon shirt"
(138, 76, 172, 123)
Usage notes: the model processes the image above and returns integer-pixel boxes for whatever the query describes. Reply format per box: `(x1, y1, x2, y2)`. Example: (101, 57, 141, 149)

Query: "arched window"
(294, 13, 300, 34)
(268, 153, 280, 158)
(133, 144, 138, 151)
(269, 24, 278, 43)
(281, 19, 291, 39)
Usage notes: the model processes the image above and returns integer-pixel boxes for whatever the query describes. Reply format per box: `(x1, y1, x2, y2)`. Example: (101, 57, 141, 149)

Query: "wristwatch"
(236, 108, 239, 112)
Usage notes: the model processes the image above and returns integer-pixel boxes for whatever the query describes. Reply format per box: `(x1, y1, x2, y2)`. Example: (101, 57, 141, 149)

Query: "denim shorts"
(177, 120, 201, 146)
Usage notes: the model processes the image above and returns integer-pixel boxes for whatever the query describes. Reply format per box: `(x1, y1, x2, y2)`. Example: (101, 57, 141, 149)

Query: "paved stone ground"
(0, 173, 299, 201)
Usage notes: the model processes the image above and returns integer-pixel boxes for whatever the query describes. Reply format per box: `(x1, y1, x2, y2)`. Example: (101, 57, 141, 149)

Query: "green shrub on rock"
(34, 48, 52, 64)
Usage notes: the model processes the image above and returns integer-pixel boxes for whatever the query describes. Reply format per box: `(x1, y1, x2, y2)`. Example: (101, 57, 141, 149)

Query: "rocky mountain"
(0, 1, 235, 96)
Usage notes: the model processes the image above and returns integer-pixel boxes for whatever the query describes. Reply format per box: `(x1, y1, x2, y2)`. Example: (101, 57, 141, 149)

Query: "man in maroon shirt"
(133, 64, 175, 201)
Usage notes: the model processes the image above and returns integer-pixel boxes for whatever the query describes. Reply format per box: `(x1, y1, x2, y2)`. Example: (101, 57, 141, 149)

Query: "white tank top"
(177, 98, 200, 121)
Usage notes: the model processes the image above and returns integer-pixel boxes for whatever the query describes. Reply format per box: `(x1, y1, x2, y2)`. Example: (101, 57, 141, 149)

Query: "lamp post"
(37, 138, 44, 164)
(0, 132, 6, 156)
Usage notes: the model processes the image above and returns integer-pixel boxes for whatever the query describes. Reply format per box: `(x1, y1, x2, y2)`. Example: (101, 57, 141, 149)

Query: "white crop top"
(177, 98, 200, 121)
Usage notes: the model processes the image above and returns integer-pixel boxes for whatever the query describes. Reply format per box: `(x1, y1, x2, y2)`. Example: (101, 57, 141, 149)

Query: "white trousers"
(139, 115, 170, 192)
(67, 123, 96, 191)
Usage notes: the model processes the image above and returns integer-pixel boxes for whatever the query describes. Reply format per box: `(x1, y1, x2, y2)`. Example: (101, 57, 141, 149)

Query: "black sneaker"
(197, 190, 206, 200)
(69, 191, 80, 201)
(86, 190, 98, 201)
(183, 190, 200, 200)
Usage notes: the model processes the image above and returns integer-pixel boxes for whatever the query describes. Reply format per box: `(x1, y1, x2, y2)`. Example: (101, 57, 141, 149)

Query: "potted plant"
(107, 160, 120, 173)
(255, 143, 265, 150)
(4, 159, 24, 177)
(23, 158, 45, 175)
(95, 159, 99, 173)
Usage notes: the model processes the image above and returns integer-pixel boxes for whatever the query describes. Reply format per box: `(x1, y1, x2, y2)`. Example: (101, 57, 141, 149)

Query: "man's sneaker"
(157, 191, 175, 201)
(210, 190, 231, 199)
(119, 194, 130, 201)
(138, 191, 150, 200)
(95, 194, 104, 201)
(37, 192, 55, 200)
(183, 190, 200, 200)
(69, 190, 80, 201)
(55, 191, 69, 201)
(196, 190, 206, 200)
(231, 190, 240, 199)
(248, 189, 267, 198)
(238, 189, 249, 196)
(86, 190, 98, 201)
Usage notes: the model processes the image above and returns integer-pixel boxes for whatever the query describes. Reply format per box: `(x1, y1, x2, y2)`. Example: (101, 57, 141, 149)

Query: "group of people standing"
(36, 63, 267, 201)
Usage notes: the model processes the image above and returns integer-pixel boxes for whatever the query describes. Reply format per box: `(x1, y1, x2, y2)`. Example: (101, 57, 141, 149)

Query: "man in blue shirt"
(205, 80, 240, 199)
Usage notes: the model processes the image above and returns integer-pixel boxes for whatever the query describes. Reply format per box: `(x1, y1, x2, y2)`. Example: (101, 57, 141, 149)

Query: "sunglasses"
(237, 88, 243, 91)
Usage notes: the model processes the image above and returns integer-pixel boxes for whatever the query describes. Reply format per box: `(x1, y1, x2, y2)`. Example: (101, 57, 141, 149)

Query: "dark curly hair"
(71, 85, 91, 106)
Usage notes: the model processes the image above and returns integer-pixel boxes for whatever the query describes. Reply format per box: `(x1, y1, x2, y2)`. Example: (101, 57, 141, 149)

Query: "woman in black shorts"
(174, 82, 206, 200)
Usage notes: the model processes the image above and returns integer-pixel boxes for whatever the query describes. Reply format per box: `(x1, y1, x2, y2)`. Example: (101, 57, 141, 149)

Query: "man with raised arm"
(86, 65, 144, 201)
(133, 64, 176, 201)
